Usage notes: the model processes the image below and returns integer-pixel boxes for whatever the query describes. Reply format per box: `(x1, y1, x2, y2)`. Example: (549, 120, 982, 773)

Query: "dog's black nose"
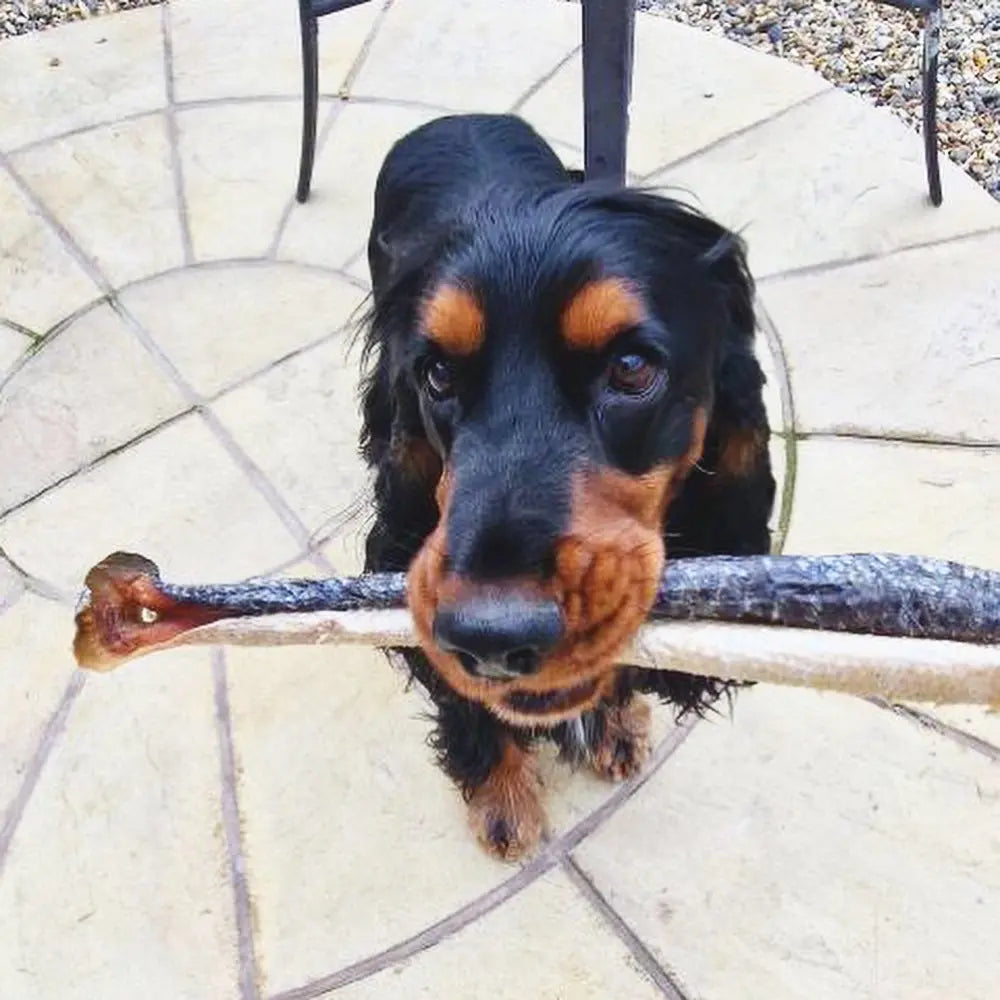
(433, 596, 563, 680)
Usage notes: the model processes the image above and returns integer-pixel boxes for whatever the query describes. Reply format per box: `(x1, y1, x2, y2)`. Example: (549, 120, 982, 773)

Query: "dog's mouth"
(406, 463, 697, 722)
(501, 677, 600, 717)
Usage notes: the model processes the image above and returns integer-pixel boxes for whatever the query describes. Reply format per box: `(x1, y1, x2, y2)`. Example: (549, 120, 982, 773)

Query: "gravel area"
(0, 0, 160, 36)
(2, 0, 998, 200)
(640, 0, 1000, 200)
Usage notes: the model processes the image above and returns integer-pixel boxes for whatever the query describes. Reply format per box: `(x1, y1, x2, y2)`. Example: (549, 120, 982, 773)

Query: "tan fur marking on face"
(583, 550, 627, 624)
(421, 284, 484, 356)
(716, 425, 766, 479)
(408, 461, 672, 725)
(560, 277, 644, 351)
(555, 538, 592, 593)
(564, 593, 584, 633)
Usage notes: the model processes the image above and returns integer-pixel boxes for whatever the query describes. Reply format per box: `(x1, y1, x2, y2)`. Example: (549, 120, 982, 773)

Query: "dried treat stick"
(72, 551, 1000, 706)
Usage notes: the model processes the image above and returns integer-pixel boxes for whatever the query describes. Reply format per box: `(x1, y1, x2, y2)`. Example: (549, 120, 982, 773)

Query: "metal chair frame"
(295, 0, 635, 203)
(877, 0, 943, 206)
(294, 0, 943, 207)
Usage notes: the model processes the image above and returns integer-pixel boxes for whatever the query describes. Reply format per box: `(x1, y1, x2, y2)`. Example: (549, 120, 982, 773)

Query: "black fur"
(358, 114, 774, 802)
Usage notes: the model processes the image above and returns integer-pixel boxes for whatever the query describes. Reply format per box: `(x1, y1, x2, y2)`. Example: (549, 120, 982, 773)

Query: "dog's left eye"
(607, 352, 659, 395)
(422, 358, 456, 400)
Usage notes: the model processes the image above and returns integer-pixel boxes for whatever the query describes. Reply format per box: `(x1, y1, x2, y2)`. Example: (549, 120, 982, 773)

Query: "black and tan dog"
(359, 113, 775, 859)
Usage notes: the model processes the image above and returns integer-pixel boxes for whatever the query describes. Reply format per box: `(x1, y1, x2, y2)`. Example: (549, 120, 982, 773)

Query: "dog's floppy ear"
(680, 217, 770, 485)
(579, 188, 769, 483)
(589, 191, 776, 554)
(358, 304, 443, 574)
(686, 217, 770, 484)
(357, 331, 393, 469)
(652, 201, 771, 488)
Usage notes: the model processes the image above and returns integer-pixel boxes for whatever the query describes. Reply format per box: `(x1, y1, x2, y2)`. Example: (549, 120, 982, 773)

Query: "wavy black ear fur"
(625, 194, 776, 559)
(358, 343, 441, 573)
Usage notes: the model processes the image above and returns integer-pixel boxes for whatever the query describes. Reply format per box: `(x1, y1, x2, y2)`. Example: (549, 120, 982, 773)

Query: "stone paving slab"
(118, 261, 366, 398)
(574, 686, 1000, 1000)
(11, 115, 184, 288)
(350, 0, 580, 111)
(650, 87, 1000, 278)
(0, 650, 241, 1000)
(226, 642, 513, 995)
(785, 437, 1000, 570)
(211, 332, 367, 542)
(0, 325, 32, 383)
(169, 0, 380, 104)
(0, 595, 75, 815)
(760, 230, 1000, 444)
(277, 101, 443, 272)
(0, 302, 188, 514)
(519, 14, 831, 178)
(0, 413, 303, 593)
(0, 169, 101, 334)
(0, 6, 167, 151)
(924, 705, 1000, 754)
(177, 101, 311, 261)
(0, 555, 23, 612)
(334, 868, 667, 1000)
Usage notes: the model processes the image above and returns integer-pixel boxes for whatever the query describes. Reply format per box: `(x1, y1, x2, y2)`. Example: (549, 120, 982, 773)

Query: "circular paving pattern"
(1, 2, 1000, 999)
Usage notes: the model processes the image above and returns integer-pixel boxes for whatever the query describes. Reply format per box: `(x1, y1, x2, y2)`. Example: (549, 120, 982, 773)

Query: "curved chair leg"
(296, 4, 320, 204)
(922, 1, 943, 206)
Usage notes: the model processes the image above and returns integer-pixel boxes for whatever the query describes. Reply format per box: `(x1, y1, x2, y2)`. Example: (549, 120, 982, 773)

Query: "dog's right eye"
(422, 358, 456, 400)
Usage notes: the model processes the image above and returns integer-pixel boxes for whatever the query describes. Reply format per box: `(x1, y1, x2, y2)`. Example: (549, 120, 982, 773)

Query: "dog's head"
(364, 185, 754, 725)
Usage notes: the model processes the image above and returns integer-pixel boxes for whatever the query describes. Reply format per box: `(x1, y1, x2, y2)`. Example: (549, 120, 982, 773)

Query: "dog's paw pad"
(590, 696, 652, 783)
(468, 795, 544, 861)
(485, 816, 516, 857)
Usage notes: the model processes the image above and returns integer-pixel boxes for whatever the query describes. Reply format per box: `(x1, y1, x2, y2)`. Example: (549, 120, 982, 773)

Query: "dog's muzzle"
(432, 595, 564, 680)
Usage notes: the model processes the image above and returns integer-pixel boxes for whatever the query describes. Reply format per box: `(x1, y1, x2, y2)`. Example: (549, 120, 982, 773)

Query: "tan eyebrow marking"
(421, 284, 485, 356)
(560, 277, 645, 351)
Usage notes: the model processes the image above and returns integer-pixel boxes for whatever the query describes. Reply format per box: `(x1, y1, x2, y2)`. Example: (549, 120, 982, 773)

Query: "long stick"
(72, 551, 1000, 707)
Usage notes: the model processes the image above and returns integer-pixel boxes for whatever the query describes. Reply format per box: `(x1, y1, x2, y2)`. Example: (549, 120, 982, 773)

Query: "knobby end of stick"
(73, 552, 210, 671)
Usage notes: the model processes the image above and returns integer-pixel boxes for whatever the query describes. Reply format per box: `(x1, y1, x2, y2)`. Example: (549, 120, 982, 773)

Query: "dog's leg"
(553, 678, 652, 783)
(586, 693, 652, 782)
(430, 694, 545, 861)
(465, 738, 546, 861)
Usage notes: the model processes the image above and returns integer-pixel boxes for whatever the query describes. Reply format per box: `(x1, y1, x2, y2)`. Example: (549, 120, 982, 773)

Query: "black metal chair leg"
(296, 2, 320, 204)
(921, 1, 943, 206)
(581, 0, 636, 185)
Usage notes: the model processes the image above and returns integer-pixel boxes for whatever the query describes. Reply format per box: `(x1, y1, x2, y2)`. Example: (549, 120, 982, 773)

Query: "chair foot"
(922, 3, 943, 207)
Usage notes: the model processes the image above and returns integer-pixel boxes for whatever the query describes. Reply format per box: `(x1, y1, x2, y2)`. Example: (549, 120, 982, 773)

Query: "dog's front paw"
(590, 695, 652, 783)
(466, 745, 546, 861)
